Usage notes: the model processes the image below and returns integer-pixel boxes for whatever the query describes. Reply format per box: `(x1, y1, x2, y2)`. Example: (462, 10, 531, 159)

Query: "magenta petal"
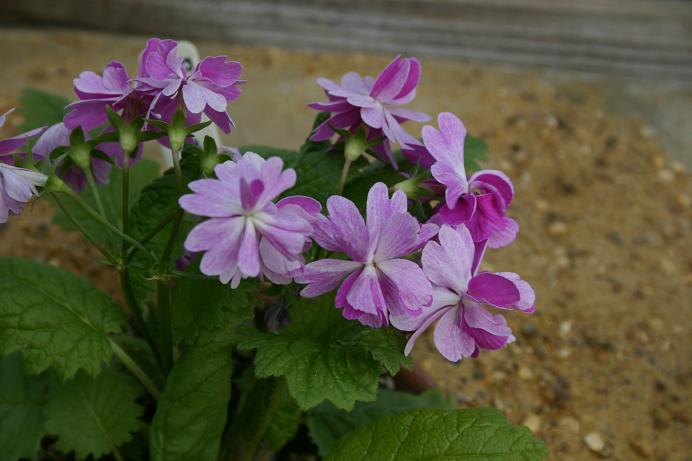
(467, 272, 521, 308)
(345, 265, 386, 316)
(276, 195, 321, 215)
(433, 306, 476, 362)
(378, 258, 432, 313)
(494, 272, 536, 312)
(237, 221, 260, 277)
(469, 169, 514, 208)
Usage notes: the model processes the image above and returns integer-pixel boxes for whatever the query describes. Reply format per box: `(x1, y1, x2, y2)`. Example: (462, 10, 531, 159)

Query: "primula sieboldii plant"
(0, 39, 547, 461)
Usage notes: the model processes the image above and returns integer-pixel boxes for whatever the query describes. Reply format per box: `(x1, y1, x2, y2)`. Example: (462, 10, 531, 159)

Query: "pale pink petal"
(434, 307, 476, 361)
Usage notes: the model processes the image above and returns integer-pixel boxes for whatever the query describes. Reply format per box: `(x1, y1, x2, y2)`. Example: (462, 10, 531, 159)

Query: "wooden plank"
(3, 0, 692, 81)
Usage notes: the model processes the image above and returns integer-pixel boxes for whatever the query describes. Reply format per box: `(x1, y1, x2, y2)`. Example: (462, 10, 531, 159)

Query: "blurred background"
(1, 1, 691, 460)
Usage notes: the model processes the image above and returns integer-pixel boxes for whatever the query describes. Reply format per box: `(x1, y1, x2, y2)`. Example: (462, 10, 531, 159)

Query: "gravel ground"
(1, 28, 690, 461)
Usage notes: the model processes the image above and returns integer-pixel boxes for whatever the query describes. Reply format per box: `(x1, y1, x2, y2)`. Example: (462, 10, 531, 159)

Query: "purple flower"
(0, 163, 46, 223)
(0, 109, 45, 164)
(295, 183, 438, 328)
(179, 152, 319, 287)
(0, 109, 47, 222)
(392, 225, 535, 362)
(136, 38, 243, 133)
(65, 61, 147, 131)
(309, 56, 429, 166)
(33, 123, 111, 192)
(423, 112, 518, 248)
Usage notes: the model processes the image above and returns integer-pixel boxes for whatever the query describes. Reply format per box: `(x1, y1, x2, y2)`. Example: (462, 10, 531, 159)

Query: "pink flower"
(392, 225, 535, 362)
(0, 109, 45, 164)
(295, 183, 438, 328)
(65, 61, 148, 131)
(179, 152, 319, 287)
(136, 38, 243, 133)
(33, 123, 111, 192)
(309, 56, 429, 166)
(0, 109, 46, 222)
(423, 112, 518, 248)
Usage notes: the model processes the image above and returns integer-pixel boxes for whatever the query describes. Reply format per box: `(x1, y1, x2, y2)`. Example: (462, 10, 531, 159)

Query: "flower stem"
(119, 268, 161, 368)
(84, 167, 107, 218)
(124, 210, 176, 264)
(338, 158, 352, 195)
(156, 146, 184, 376)
(110, 339, 161, 400)
(51, 193, 115, 260)
(156, 279, 173, 375)
(121, 156, 130, 251)
(242, 379, 287, 461)
(62, 188, 156, 261)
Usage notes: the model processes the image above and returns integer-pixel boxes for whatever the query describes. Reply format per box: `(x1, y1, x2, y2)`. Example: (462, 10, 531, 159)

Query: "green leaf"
(291, 149, 345, 205)
(18, 88, 69, 132)
(342, 160, 406, 211)
(51, 158, 161, 249)
(0, 353, 55, 461)
(149, 317, 234, 461)
(238, 294, 409, 410)
(465, 134, 489, 173)
(127, 155, 201, 301)
(111, 335, 165, 390)
(326, 407, 549, 461)
(45, 368, 144, 460)
(308, 389, 457, 456)
(171, 278, 256, 346)
(0, 258, 126, 379)
(238, 145, 299, 165)
(264, 393, 301, 451)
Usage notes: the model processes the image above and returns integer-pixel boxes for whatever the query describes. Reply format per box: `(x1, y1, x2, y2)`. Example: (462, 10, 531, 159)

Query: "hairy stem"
(338, 158, 352, 195)
(62, 188, 155, 261)
(84, 167, 107, 218)
(156, 279, 173, 375)
(110, 339, 161, 400)
(242, 379, 287, 461)
(51, 193, 114, 260)
(156, 146, 184, 376)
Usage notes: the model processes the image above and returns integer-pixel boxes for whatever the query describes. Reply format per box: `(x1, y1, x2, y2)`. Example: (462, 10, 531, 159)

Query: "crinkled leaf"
(0, 258, 126, 378)
(327, 407, 549, 461)
(465, 134, 489, 173)
(171, 277, 256, 345)
(0, 353, 55, 461)
(308, 389, 457, 456)
(238, 294, 408, 410)
(18, 88, 69, 132)
(45, 368, 144, 460)
(51, 158, 160, 249)
(264, 393, 301, 451)
(149, 305, 235, 461)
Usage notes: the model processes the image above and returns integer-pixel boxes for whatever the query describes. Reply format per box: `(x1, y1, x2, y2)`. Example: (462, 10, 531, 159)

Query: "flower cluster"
(0, 39, 534, 363)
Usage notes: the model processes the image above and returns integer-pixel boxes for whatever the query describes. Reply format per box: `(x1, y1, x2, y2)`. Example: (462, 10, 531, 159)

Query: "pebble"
(560, 416, 581, 433)
(548, 221, 568, 236)
(629, 439, 652, 458)
(584, 432, 606, 453)
(559, 320, 572, 338)
(657, 170, 674, 182)
(518, 366, 533, 380)
(522, 413, 541, 433)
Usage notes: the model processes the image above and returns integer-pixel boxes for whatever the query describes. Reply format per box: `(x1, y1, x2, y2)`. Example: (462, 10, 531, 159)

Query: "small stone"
(584, 432, 605, 453)
(559, 320, 572, 338)
(558, 348, 572, 358)
(522, 413, 541, 433)
(560, 416, 580, 433)
(518, 366, 533, 380)
(629, 439, 652, 458)
(677, 194, 691, 208)
(548, 221, 568, 236)
(535, 199, 549, 212)
(521, 322, 538, 338)
(657, 170, 674, 182)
